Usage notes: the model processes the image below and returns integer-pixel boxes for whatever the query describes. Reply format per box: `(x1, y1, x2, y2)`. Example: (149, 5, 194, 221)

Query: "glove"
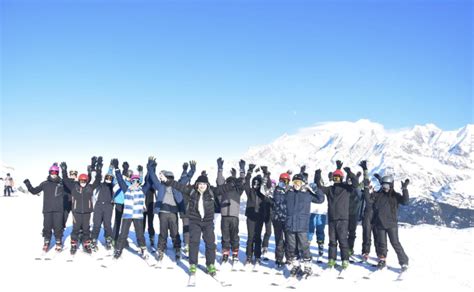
(137, 165, 143, 172)
(328, 171, 333, 181)
(314, 169, 322, 182)
(343, 167, 352, 174)
(401, 179, 410, 190)
(336, 160, 343, 170)
(300, 165, 306, 174)
(374, 173, 382, 183)
(147, 156, 155, 171)
(261, 166, 268, 175)
(255, 167, 260, 173)
(182, 162, 189, 172)
(23, 179, 30, 185)
(286, 169, 293, 175)
(189, 160, 196, 172)
(111, 158, 119, 169)
(217, 157, 224, 170)
(91, 156, 97, 171)
(60, 162, 67, 172)
(96, 156, 103, 171)
(359, 160, 368, 171)
(97, 156, 103, 165)
(248, 164, 256, 172)
(239, 160, 246, 171)
(87, 165, 92, 173)
(230, 168, 237, 177)
(122, 162, 129, 171)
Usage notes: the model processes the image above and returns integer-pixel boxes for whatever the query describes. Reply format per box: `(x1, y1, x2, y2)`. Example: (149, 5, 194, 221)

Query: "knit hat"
(196, 175, 209, 184)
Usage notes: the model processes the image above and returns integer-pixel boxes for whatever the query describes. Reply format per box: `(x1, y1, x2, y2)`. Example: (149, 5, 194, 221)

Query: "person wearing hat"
(285, 173, 325, 277)
(60, 159, 102, 255)
(110, 158, 148, 259)
(24, 163, 65, 251)
(369, 173, 410, 271)
(157, 157, 241, 277)
(314, 160, 353, 270)
(144, 165, 186, 261)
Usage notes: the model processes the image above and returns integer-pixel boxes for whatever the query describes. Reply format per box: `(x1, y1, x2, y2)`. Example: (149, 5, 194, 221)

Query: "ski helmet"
(292, 173, 305, 182)
(333, 169, 344, 178)
(130, 174, 140, 181)
(78, 174, 88, 181)
(69, 170, 78, 177)
(279, 173, 291, 181)
(381, 175, 394, 184)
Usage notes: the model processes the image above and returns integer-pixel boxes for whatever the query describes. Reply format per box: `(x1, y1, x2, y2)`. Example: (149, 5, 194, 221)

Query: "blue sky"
(1, 0, 472, 181)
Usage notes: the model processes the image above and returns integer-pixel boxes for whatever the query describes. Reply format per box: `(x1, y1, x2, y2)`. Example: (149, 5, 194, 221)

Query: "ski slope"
(1, 194, 472, 291)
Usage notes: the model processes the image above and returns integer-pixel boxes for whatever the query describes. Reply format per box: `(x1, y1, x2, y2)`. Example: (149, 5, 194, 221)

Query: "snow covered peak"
(241, 120, 474, 209)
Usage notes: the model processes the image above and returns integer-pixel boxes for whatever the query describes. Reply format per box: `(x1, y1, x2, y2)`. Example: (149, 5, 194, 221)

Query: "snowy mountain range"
(238, 119, 473, 227)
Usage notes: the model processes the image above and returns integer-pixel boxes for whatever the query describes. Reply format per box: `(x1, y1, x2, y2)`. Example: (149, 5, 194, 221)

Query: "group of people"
(24, 156, 410, 277)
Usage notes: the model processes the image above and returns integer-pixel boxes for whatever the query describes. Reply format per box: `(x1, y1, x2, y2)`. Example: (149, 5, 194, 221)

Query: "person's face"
(79, 180, 87, 188)
(252, 180, 261, 189)
(333, 175, 342, 183)
(382, 183, 391, 192)
(293, 179, 303, 191)
(197, 183, 207, 192)
(50, 171, 59, 179)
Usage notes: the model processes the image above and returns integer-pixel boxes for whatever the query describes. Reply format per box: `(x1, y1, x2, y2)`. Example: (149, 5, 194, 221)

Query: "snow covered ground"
(1, 194, 472, 291)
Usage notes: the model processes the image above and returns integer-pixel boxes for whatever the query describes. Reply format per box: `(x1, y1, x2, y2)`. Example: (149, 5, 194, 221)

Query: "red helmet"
(279, 173, 291, 181)
(333, 169, 344, 178)
(78, 174, 88, 181)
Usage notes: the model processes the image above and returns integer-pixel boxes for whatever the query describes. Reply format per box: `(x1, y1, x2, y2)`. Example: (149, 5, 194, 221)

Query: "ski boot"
(207, 264, 217, 277)
(113, 249, 122, 259)
(105, 237, 113, 250)
(83, 240, 92, 254)
(90, 239, 98, 252)
(221, 249, 230, 264)
(139, 247, 148, 259)
(317, 241, 324, 256)
(275, 261, 285, 269)
(149, 236, 156, 252)
(303, 265, 312, 278)
(70, 240, 78, 255)
(401, 264, 408, 272)
(42, 240, 50, 252)
(175, 248, 181, 261)
(157, 250, 164, 261)
(189, 264, 197, 275)
(290, 264, 301, 277)
(376, 259, 386, 270)
(262, 247, 269, 261)
(341, 260, 349, 270)
(362, 253, 369, 263)
(244, 256, 253, 266)
(54, 241, 63, 252)
(327, 259, 336, 269)
(255, 257, 262, 266)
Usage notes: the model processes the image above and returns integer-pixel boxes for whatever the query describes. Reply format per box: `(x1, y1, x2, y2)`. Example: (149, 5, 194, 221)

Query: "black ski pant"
(112, 203, 124, 242)
(375, 226, 409, 266)
(272, 220, 289, 262)
(158, 212, 181, 251)
(246, 217, 264, 259)
(116, 218, 146, 251)
(189, 219, 216, 266)
(362, 213, 379, 255)
(43, 211, 64, 243)
(286, 231, 311, 262)
(4, 186, 12, 196)
(262, 217, 272, 249)
(91, 203, 113, 240)
(220, 216, 239, 252)
(348, 214, 358, 253)
(142, 201, 155, 240)
(328, 219, 349, 261)
(181, 216, 189, 246)
(71, 212, 91, 243)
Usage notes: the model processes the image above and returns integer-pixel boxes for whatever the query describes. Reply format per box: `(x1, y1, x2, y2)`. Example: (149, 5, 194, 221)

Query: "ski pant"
(71, 212, 91, 243)
(4, 186, 12, 196)
(246, 217, 264, 259)
(158, 212, 181, 251)
(308, 213, 326, 244)
(142, 201, 155, 240)
(91, 203, 113, 240)
(272, 220, 289, 262)
(42, 211, 64, 243)
(375, 226, 409, 266)
(348, 214, 358, 253)
(116, 218, 146, 251)
(328, 219, 349, 261)
(220, 216, 239, 252)
(286, 231, 311, 262)
(262, 217, 272, 249)
(181, 217, 189, 246)
(112, 203, 124, 242)
(362, 214, 379, 255)
(189, 219, 216, 266)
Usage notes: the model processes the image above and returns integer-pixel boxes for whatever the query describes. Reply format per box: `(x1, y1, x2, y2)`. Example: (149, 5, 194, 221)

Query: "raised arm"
(216, 157, 225, 186)
(111, 159, 129, 193)
(23, 179, 43, 195)
(60, 162, 75, 191)
(243, 163, 256, 194)
(314, 168, 330, 195)
(307, 183, 325, 204)
(169, 180, 192, 197)
(398, 179, 410, 205)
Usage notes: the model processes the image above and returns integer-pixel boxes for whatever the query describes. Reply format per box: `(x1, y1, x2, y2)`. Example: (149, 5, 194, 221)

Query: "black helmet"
(292, 174, 304, 182)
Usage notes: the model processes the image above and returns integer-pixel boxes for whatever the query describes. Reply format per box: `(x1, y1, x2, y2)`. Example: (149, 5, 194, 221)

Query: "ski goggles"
(49, 170, 59, 175)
